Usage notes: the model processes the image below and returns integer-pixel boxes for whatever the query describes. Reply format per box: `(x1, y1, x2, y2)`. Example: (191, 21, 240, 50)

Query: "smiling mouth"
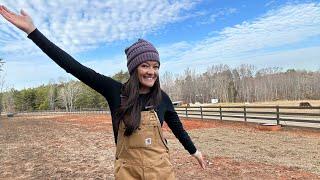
(143, 76, 156, 80)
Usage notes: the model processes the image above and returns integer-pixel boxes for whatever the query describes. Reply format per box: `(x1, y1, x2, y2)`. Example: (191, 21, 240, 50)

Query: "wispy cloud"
(4, 53, 127, 90)
(1, 1, 319, 89)
(198, 7, 238, 25)
(0, 0, 198, 54)
(209, 8, 237, 23)
(265, 0, 276, 7)
(160, 2, 320, 72)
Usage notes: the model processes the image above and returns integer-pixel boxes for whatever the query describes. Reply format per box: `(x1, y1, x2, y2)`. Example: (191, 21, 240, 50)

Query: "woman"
(0, 5, 205, 179)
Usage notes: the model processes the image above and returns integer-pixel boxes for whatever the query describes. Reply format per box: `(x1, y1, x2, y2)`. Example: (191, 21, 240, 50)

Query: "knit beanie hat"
(125, 39, 160, 75)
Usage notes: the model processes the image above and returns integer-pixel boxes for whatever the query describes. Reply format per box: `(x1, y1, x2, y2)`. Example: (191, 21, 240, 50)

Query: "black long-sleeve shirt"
(27, 29, 197, 154)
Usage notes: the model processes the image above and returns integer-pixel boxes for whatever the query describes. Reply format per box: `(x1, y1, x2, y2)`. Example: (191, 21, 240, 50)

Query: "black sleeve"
(27, 29, 122, 105)
(162, 91, 197, 154)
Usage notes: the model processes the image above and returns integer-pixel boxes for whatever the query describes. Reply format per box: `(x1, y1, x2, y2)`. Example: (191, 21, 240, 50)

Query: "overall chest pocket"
(126, 125, 157, 149)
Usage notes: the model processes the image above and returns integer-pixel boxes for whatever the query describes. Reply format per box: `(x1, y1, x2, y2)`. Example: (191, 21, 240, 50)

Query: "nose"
(146, 68, 156, 75)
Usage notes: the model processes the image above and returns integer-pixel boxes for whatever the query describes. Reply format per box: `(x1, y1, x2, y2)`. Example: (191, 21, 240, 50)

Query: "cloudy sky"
(0, 0, 319, 90)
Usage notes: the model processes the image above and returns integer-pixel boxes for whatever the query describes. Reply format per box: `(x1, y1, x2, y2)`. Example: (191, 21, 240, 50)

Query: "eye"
(153, 65, 159, 70)
(141, 64, 149, 68)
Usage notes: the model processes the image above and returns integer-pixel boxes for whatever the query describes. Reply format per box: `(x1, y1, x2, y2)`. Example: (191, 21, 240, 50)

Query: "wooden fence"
(2, 109, 110, 117)
(175, 106, 320, 126)
(3, 106, 320, 128)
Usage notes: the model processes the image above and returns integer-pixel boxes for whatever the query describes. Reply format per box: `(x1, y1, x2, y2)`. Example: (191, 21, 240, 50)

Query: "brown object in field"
(299, 102, 312, 107)
(257, 123, 282, 131)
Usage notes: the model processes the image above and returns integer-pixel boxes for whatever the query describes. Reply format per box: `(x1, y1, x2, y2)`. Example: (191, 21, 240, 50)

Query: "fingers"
(1, 5, 22, 24)
(0, 5, 4, 13)
(197, 157, 205, 169)
(198, 154, 206, 169)
(2, 5, 15, 15)
(1, 5, 19, 19)
(201, 159, 206, 169)
(20, 9, 29, 17)
(1, 5, 11, 16)
(0, 5, 15, 21)
(0, 5, 36, 34)
(193, 151, 206, 169)
(0, 6, 12, 22)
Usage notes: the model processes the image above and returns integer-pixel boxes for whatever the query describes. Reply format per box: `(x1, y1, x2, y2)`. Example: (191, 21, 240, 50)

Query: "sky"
(0, 0, 319, 90)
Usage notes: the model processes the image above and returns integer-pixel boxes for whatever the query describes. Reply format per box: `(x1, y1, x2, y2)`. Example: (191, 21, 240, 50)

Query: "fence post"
(185, 107, 188, 119)
(219, 106, 222, 120)
(200, 106, 203, 120)
(276, 105, 280, 125)
(244, 106, 247, 122)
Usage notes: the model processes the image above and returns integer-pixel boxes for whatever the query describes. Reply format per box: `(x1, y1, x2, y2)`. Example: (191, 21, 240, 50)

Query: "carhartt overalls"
(114, 109, 176, 180)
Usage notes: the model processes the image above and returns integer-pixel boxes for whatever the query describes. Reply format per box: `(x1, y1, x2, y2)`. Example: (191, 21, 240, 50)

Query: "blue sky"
(0, 0, 319, 90)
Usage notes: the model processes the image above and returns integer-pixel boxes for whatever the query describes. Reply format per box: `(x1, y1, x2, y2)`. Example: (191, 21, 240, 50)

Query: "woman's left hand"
(192, 150, 206, 169)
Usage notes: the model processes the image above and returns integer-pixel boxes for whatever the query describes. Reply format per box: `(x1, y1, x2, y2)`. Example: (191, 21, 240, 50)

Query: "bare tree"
(0, 58, 6, 114)
(161, 64, 320, 104)
(161, 71, 177, 99)
(2, 88, 15, 113)
(58, 78, 82, 112)
(48, 79, 57, 110)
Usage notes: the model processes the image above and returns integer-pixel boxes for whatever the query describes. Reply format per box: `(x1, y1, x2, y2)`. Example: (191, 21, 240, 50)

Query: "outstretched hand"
(192, 150, 206, 169)
(0, 5, 36, 34)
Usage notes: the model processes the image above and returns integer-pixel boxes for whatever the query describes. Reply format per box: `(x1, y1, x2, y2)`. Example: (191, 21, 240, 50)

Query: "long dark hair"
(115, 68, 162, 136)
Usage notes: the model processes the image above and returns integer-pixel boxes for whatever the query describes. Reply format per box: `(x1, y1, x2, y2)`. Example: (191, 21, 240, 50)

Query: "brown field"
(1, 114, 320, 179)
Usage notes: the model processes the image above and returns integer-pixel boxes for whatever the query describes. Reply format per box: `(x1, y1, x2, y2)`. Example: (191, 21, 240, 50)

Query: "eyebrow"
(143, 62, 159, 66)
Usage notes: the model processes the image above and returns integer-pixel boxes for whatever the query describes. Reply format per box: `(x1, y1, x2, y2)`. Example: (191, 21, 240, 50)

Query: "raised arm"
(162, 92, 206, 169)
(0, 5, 122, 99)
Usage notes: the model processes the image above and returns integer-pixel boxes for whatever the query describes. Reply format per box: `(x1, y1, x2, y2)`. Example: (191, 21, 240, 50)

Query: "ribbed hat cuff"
(128, 52, 160, 74)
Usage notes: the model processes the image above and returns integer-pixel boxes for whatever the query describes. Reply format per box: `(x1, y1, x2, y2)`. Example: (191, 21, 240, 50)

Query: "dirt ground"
(0, 114, 319, 180)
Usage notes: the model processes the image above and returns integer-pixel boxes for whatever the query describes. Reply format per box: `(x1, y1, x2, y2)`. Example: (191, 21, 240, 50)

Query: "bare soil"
(0, 114, 319, 179)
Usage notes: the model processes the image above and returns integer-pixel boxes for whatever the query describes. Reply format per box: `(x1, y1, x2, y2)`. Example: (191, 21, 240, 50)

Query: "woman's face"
(137, 60, 159, 93)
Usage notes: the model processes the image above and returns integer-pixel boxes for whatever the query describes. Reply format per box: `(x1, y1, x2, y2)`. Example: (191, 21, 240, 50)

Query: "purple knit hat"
(125, 39, 160, 75)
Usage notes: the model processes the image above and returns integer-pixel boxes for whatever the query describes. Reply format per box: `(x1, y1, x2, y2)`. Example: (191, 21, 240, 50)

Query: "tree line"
(1, 70, 129, 113)
(1, 64, 319, 113)
(161, 64, 320, 103)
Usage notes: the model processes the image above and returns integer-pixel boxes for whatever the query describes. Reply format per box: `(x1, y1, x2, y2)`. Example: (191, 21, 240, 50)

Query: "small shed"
(172, 101, 183, 107)
(211, 99, 219, 104)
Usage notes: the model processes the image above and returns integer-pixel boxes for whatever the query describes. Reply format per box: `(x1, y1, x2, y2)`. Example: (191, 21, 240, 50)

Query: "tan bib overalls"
(114, 109, 176, 180)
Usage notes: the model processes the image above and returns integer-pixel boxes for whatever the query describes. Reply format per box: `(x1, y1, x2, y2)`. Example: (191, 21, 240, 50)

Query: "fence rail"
(1, 109, 110, 117)
(175, 106, 320, 128)
(3, 106, 320, 128)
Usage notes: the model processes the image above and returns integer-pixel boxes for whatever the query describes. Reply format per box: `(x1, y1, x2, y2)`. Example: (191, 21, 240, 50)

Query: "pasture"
(0, 114, 319, 179)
